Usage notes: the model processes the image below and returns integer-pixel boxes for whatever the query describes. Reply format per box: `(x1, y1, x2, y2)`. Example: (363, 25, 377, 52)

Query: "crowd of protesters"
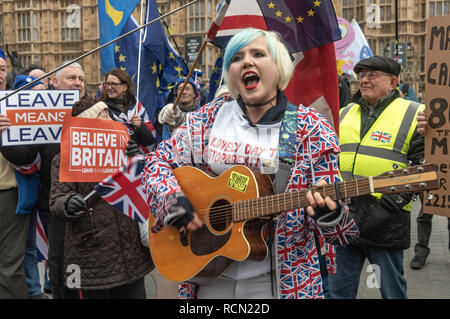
(0, 26, 447, 300)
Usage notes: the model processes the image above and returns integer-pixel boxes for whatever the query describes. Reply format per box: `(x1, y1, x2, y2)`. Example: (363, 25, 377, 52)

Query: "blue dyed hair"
(222, 28, 293, 98)
(223, 28, 276, 74)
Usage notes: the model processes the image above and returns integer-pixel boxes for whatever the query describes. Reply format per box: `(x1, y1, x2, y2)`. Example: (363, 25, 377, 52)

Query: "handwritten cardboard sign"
(424, 16, 450, 217)
(0, 90, 79, 145)
(59, 116, 130, 182)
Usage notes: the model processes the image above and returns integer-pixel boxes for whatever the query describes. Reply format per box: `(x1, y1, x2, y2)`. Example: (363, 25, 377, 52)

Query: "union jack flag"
(370, 131, 392, 144)
(94, 155, 149, 223)
(36, 205, 48, 262)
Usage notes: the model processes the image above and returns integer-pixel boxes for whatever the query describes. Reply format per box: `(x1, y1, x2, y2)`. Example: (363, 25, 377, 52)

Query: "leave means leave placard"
(0, 90, 79, 145)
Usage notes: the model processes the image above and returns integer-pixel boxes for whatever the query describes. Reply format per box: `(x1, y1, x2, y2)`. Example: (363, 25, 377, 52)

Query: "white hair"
(54, 61, 84, 79)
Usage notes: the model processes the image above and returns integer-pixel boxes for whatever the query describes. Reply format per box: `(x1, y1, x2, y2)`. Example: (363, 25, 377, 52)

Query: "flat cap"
(354, 56, 401, 77)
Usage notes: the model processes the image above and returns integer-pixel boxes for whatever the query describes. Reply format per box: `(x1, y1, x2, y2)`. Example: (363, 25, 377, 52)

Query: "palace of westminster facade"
(0, 0, 448, 100)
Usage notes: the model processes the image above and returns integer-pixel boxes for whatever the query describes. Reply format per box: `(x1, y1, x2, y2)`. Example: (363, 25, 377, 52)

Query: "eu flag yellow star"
(275, 10, 282, 17)
(297, 16, 304, 23)
(285, 15, 292, 23)
(168, 52, 175, 60)
(313, 0, 322, 7)
(307, 9, 315, 17)
(174, 65, 183, 75)
(152, 63, 157, 74)
(119, 54, 126, 62)
(114, 45, 120, 53)
(268, 2, 275, 9)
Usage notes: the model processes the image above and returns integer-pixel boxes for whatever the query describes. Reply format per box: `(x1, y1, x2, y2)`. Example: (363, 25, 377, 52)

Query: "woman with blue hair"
(143, 28, 359, 299)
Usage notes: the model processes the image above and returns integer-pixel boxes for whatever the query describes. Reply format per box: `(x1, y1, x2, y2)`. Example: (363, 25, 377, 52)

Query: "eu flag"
(143, 0, 188, 91)
(208, 50, 224, 102)
(114, 15, 161, 124)
(142, 0, 188, 118)
(98, 0, 140, 74)
(256, 0, 340, 53)
(113, 0, 188, 128)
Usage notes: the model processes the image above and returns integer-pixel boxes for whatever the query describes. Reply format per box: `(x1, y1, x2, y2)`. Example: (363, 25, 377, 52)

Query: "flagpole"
(84, 190, 96, 201)
(71, 190, 96, 216)
(172, 40, 208, 111)
(135, 0, 146, 114)
(172, 0, 230, 110)
(158, 7, 184, 59)
(0, 0, 199, 103)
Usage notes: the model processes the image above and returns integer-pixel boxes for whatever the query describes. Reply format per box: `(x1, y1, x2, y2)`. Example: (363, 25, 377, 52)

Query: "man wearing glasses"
(329, 56, 425, 299)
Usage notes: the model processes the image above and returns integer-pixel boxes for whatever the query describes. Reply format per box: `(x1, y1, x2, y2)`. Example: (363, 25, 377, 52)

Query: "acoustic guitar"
(148, 164, 439, 284)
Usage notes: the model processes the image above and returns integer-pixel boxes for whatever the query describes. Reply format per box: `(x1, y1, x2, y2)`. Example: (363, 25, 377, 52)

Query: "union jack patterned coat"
(142, 96, 359, 299)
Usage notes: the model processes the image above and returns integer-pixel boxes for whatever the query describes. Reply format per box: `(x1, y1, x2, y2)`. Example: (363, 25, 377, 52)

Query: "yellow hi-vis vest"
(339, 97, 424, 211)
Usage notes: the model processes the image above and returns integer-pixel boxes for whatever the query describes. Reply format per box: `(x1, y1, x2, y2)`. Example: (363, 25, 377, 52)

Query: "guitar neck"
(232, 177, 374, 222)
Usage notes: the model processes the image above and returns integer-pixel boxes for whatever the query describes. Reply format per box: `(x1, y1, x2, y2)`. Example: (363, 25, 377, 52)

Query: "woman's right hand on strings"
(163, 192, 202, 231)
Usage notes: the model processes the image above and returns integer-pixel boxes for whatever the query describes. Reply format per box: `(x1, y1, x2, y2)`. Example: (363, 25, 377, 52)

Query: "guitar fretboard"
(232, 178, 373, 222)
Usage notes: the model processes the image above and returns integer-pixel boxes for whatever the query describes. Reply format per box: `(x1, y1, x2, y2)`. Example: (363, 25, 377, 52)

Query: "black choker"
(244, 94, 277, 108)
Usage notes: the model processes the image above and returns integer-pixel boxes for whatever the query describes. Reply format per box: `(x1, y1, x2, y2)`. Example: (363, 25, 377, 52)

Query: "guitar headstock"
(372, 164, 439, 194)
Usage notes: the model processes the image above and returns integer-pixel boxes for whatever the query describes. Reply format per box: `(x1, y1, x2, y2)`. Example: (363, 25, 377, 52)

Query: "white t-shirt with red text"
(206, 99, 282, 281)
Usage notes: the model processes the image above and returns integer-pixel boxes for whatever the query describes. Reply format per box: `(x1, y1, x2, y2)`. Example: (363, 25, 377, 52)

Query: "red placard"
(59, 116, 130, 182)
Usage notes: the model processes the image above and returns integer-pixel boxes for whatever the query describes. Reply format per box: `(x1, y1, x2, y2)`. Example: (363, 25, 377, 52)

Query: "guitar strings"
(190, 184, 373, 224)
(196, 184, 373, 222)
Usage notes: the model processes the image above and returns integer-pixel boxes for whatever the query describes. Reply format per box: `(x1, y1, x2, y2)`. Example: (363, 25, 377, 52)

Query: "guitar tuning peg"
(392, 163, 399, 169)
(420, 158, 427, 164)
(407, 161, 413, 167)
(425, 192, 433, 200)
(412, 194, 419, 202)
(396, 196, 404, 204)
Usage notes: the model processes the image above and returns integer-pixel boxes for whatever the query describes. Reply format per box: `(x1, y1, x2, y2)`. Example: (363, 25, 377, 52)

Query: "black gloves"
(125, 140, 143, 157)
(311, 201, 344, 227)
(66, 194, 88, 215)
(163, 193, 195, 230)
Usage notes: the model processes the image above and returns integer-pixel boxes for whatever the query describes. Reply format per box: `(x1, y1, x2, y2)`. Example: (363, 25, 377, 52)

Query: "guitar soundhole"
(190, 199, 232, 257)
(209, 199, 232, 232)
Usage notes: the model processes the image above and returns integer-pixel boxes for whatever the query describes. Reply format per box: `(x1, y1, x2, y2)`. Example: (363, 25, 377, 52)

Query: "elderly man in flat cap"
(329, 56, 425, 299)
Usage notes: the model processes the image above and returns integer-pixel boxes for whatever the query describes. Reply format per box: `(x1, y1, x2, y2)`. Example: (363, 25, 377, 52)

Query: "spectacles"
(103, 82, 123, 88)
(357, 71, 393, 80)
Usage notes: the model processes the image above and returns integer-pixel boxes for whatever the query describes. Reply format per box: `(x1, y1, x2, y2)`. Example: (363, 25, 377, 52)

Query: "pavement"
(356, 201, 450, 299)
(39, 201, 450, 299)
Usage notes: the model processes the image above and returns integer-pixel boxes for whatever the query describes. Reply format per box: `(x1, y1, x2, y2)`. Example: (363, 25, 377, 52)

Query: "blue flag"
(141, 0, 188, 119)
(114, 15, 161, 123)
(98, 0, 140, 74)
(208, 50, 224, 102)
(113, 0, 188, 127)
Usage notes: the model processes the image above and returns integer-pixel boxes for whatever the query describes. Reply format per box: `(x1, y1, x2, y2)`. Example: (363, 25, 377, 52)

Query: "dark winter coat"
(344, 90, 424, 249)
(49, 153, 154, 290)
